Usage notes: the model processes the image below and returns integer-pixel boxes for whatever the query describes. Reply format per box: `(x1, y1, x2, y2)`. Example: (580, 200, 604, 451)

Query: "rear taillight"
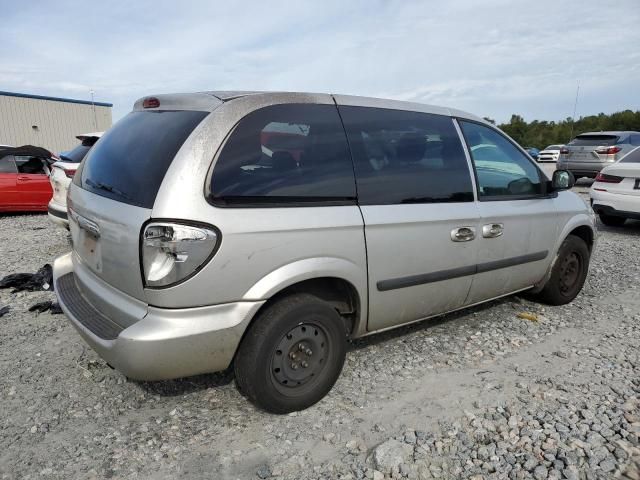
(560, 147, 569, 154)
(595, 146, 621, 155)
(595, 172, 623, 183)
(141, 222, 219, 287)
(64, 169, 77, 179)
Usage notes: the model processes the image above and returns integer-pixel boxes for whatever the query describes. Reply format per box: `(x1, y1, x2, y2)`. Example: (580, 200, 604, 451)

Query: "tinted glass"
(61, 141, 95, 163)
(620, 147, 640, 163)
(544, 145, 562, 151)
(81, 110, 207, 208)
(569, 135, 618, 146)
(210, 104, 356, 204)
(339, 106, 473, 204)
(15, 156, 46, 174)
(461, 121, 543, 198)
(629, 134, 640, 146)
(0, 156, 17, 173)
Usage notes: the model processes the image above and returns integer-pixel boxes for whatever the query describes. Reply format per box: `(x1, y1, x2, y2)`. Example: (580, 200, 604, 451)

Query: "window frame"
(204, 103, 358, 209)
(456, 118, 555, 202)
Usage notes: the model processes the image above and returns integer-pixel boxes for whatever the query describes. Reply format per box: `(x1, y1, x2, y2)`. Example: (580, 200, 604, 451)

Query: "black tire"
(535, 235, 590, 306)
(234, 293, 347, 414)
(599, 213, 626, 227)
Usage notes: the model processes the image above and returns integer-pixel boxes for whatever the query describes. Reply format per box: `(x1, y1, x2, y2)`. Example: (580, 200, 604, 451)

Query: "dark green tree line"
(497, 110, 640, 149)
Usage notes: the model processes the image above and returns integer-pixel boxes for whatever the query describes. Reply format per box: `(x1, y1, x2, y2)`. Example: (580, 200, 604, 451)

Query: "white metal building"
(0, 91, 112, 153)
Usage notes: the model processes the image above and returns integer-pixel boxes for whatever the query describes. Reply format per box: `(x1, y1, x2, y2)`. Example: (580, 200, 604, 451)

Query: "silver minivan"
(558, 131, 640, 178)
(54, 92, 596, 413)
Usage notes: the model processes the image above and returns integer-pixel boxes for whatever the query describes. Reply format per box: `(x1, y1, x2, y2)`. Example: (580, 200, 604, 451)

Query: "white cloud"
(0, 0, 638, 123)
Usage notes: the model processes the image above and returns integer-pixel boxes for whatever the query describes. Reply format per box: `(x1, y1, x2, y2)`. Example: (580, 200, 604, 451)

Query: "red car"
(0, 145, 56, 212)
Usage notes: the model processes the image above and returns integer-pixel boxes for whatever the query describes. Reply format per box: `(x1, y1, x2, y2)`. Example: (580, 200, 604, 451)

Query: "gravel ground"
(1, 183, 639, 480)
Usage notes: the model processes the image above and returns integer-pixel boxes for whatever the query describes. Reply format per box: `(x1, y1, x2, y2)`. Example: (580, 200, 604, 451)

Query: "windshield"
(81, 110, 208, 208)
(543, 145, 562, 151)
(60, 143, 91, 163)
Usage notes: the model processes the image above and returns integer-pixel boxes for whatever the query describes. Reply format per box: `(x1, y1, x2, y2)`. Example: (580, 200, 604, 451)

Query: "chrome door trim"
(451, 226, 476, 242)
(482, 223, 504, 238)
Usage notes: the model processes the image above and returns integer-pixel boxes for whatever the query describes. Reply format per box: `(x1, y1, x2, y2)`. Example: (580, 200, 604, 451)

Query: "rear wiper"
(85, 178, 132, 201)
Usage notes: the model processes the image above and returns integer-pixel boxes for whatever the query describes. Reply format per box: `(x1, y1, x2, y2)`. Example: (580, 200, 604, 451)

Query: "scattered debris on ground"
(28, 300, 62, 315)
(0, 263, 53, 293)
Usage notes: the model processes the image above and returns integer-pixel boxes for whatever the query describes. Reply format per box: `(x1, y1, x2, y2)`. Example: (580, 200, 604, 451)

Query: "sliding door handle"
(451, 226, 476, 242)
(482, 223, 504, 238)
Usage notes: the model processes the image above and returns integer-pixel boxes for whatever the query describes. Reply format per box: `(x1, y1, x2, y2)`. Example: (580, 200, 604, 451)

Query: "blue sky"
(1, 0, 638, 123)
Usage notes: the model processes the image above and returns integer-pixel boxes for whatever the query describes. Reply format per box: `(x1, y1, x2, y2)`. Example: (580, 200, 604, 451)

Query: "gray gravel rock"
(1, 206, 640, 479)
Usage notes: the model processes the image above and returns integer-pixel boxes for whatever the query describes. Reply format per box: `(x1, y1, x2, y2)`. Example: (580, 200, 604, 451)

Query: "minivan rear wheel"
(234, 293, 347, 413)
(534, 235, 590, 306)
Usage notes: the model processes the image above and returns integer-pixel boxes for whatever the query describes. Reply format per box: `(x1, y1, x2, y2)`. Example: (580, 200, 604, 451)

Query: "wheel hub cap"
(271, 323, 328, 388)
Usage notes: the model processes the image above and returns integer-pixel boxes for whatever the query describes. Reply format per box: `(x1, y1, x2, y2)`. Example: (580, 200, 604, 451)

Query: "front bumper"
(47, 199, 68, 227)
(53, 252, 264, 380)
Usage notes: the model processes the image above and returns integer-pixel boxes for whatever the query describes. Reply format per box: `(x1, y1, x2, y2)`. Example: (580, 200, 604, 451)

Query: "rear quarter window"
(209, 104, 356, 205)
(80, 110, 208, 208)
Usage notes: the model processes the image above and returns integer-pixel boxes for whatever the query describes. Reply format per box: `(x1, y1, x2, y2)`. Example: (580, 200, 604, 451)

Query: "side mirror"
(551, 170, 575, 191)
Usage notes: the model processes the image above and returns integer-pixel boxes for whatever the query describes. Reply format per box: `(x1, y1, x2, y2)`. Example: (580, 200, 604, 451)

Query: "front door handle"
(482, 223, 504, 238)
(451, 226, 476, 242)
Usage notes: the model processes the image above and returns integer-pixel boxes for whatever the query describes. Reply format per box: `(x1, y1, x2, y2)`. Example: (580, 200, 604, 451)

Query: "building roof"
(0, 90, 112, 108)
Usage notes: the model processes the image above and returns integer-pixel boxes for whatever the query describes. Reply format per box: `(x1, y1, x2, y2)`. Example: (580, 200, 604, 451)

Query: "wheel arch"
(532, 214, 596, 293)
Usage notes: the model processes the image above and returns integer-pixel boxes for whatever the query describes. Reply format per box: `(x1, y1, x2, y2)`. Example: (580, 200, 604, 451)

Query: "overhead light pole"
(90, 89, 98, 130)
(568, 81, 580, 143)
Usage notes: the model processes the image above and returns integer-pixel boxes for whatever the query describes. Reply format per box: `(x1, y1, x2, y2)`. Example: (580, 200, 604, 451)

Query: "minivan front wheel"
(535, 235, 590, 305)
(234, 293, 347, 413)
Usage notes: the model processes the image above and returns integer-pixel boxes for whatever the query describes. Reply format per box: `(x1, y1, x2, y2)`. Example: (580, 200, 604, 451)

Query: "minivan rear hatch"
(69, 107, 210, 301)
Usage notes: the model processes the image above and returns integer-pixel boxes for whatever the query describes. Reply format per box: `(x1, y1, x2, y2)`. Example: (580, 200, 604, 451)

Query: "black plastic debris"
(0, 305, 9, 317)
(28, 301, 63, 315)
(0, 264, 53, 293)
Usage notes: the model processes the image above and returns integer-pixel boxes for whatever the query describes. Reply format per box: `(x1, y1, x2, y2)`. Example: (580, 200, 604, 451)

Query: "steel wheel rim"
(270, 322, 330, 395)
(559, 251, 581, 294)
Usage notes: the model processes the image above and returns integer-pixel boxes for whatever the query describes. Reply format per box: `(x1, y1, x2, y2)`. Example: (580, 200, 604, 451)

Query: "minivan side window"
(339, 106, 474, 204)
(460, 121, 544, 199)
(209, 104, 356, 205)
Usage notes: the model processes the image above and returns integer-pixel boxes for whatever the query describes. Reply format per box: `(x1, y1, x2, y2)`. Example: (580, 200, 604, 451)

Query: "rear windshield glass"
(60, 141, 94, 163)
(569, 135, 618, 146)
(620, 147, 640, 163)
(81, 110, 207, 208)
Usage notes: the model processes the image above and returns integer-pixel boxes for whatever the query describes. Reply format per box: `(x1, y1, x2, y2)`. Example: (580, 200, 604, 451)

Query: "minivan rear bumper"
(53, 252, 264, 380)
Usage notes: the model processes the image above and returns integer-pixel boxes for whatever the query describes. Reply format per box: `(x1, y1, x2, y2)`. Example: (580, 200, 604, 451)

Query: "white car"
(590, 146, 640, 226)
(48, 132, 102, 228)
(537, 144, 563, 163)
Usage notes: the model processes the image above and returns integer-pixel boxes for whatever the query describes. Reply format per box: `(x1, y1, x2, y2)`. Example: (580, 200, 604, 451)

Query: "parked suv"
(558, 131, 640, 178)
(54, 92, 596, 413)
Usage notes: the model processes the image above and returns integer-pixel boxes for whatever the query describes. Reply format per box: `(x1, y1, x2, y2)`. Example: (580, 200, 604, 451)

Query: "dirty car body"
(54, 91, 596, 412)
